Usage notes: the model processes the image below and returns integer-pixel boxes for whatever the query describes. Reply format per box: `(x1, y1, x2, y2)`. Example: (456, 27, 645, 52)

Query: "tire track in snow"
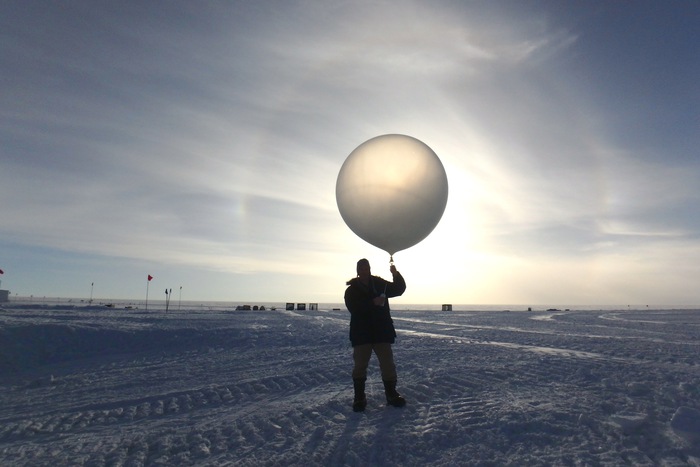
(0, 376, 351, 466)
(0, 363, 346, 443)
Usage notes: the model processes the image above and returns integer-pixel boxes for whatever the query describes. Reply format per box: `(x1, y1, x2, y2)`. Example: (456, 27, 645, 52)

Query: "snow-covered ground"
(1, 304, 700, 466)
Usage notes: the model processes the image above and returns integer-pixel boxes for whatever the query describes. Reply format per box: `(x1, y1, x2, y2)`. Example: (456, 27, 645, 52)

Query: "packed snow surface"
(1, 304, 700, 466)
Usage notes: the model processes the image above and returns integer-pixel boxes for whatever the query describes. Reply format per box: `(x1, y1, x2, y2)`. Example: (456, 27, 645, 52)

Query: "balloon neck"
(389, 255, 394, 265)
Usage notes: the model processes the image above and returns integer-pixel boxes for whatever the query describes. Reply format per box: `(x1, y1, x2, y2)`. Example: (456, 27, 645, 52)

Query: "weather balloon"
(336, 134, 448, 259)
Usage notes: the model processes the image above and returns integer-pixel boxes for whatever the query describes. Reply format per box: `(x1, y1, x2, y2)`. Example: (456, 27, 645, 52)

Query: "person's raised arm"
(385, 264, 406, 297)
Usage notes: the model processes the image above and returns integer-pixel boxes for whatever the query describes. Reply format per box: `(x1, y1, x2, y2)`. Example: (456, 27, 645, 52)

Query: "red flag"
(148, 274, 153, 281)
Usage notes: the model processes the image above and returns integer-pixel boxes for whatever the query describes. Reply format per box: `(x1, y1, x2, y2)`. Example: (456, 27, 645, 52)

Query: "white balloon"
(336, 134, 448, 256)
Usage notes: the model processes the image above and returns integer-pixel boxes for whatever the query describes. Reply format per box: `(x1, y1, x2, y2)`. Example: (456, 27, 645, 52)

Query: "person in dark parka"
(344, 258, 406, 411)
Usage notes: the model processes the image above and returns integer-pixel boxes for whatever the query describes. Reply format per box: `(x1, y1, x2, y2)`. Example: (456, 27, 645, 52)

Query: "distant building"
(286, 303, 294, 310)
(309, 303, 318, 311)
(0, 290, 10, 302)
(441, 304, 452, 311)
(296, 303, 306, 311)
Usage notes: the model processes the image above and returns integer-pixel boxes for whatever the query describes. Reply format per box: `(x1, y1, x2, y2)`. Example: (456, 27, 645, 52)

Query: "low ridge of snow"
(1, 305, 700, 465)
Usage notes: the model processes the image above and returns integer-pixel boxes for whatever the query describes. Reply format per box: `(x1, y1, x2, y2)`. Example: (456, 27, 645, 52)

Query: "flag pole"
(179, 286, 182, 311)
(146, 275, 153, 311)
(89, 282, 94, 304)
(165, 288, 172, 312)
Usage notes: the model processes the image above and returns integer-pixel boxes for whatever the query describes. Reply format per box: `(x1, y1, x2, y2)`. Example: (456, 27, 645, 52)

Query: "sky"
(1, 1, 698, 306)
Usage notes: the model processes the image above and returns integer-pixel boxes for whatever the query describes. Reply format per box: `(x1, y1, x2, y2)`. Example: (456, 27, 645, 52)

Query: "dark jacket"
(344, 271, 406, 346)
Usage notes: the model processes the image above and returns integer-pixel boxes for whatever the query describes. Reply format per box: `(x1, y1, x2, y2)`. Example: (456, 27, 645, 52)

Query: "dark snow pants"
(352, 343, 397, 381)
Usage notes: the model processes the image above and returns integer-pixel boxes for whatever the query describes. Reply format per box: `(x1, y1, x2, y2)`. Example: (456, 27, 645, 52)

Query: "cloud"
(2, 1, 699, 303)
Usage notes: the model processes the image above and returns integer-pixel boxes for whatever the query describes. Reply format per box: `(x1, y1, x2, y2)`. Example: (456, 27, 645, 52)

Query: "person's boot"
(352, 378, 367, 412)
(383, 380, 406, 407)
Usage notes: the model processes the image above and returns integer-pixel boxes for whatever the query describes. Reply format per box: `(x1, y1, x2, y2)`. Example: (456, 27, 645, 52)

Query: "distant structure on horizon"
(0, 290, 9, 302)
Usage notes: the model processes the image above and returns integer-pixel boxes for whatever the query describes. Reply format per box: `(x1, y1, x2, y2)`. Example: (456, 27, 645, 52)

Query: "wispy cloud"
(1, 1, 698, 303)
